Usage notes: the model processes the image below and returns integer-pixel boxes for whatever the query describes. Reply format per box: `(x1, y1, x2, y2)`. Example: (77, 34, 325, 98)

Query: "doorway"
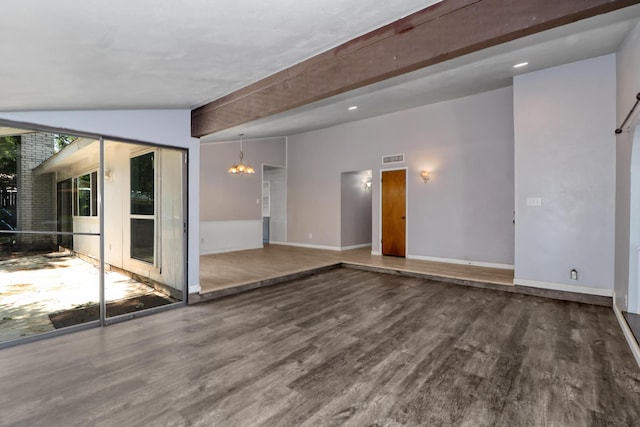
(262, 180, 270, 244)
(381, 169, 406, 257)
(624, 117, 640, 350)
(340, 170, 372, 249)
(628, 119, 640, 317)
(262, 165, 286, 244)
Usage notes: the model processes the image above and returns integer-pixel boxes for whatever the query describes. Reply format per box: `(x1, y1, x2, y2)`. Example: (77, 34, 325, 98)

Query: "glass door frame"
(0, 119, 188, 348)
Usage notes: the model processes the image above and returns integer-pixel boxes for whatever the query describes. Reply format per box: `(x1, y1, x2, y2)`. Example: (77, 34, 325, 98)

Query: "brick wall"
(17, 132, 56, 251)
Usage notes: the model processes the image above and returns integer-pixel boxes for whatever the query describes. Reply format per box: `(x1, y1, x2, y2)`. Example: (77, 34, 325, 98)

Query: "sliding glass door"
(103, 141, 186, 321)
(0, 123, 187, 347)
(0, 130, 101, 344)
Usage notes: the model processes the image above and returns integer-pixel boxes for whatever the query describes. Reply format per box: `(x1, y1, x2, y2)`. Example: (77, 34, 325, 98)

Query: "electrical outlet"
(526, 197, 542, 207)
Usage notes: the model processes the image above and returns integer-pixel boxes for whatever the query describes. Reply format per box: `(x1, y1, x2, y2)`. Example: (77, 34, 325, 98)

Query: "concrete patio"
(0, 251, 168, 343)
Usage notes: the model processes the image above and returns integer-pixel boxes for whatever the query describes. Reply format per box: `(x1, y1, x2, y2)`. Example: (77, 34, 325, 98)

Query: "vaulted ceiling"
(1, 1, 639, 143)
(0, 0, 439, 111)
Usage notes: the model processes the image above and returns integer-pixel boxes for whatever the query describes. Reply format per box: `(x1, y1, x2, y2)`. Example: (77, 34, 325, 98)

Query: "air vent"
(382, 153, 405, 164)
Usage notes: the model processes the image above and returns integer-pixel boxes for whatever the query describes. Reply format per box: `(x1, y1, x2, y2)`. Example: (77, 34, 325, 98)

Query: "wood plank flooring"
(199, 244, 514, 296)
(199, 244, 342, 293)
(1, 268, 638, 426)
(342, 247, 514, 286)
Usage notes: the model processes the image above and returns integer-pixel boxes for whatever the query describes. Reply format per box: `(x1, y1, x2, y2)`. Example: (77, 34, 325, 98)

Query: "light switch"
(526, 197, 542, 207)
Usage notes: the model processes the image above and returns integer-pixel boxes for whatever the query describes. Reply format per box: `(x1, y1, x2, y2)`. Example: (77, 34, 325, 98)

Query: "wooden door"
(381, 169, 406, 257)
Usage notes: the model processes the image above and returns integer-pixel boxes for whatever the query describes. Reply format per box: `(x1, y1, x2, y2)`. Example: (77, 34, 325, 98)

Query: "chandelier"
(228, 133, 255, 175)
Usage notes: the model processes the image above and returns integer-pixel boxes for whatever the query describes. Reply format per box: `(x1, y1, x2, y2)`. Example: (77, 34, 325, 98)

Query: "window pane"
(73, 177, 77, 216)
(57, 179, 73, 248)
(77, 174, 91, 217)
(131, 218, 153, 263)
(131, 153, 154, 215)
(0, 136, 17, 235)
(0, 129, 102, 345)
(91, 171, 97, 217)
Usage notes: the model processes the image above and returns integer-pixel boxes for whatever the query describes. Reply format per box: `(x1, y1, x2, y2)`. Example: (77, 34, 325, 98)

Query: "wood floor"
(1, 268, 638, 426)
(199, 244, 514, 296)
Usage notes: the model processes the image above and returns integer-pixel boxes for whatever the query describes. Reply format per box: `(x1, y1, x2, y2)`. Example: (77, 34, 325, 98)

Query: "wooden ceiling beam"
(191, 0, 638, 138)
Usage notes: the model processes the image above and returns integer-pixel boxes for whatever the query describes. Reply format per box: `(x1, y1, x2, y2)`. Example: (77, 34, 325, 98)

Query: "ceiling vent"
(382, 153, 405, 165)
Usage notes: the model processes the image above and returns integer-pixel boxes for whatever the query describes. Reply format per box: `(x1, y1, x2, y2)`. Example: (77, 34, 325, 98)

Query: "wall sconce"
(104, 170, 113, 182)
(364, 179, 372, 190)
(420, 170, 430, 183)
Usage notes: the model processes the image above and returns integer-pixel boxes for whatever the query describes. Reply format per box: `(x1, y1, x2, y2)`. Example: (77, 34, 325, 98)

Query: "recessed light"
(513, 62, 529, 69)
(348, 106, 358, 111)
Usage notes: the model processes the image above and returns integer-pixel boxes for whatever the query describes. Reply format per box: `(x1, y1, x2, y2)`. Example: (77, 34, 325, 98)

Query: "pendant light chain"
(228, 133, 255, 175)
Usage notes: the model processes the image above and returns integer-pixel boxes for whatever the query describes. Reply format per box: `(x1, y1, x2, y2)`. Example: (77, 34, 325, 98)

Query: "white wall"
(0, 110, 201, 294)
(287, 87, 515, 265)
(200, 220, 262, 254)
(513, 54, 616, 295)
(341, 171, 372, 248)
(104, 142, 127, 269)
(200, 137, 286, 253)
(73, 217, 100, 258)
(616, 22, 640, 311)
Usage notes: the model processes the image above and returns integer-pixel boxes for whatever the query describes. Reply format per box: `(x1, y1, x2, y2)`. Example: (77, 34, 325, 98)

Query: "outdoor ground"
(0, 251, 172, 343)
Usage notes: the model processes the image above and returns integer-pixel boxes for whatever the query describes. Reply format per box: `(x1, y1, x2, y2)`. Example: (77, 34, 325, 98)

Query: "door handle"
(401, 216, 406, 220)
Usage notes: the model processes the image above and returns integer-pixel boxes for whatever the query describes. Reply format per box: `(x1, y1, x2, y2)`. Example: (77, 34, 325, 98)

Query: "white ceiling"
(1, 1, 638, 143)
(0, 0, 439, 111)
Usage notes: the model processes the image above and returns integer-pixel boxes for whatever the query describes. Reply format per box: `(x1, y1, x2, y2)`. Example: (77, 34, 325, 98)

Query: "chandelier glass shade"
(228, 134, 255, 175)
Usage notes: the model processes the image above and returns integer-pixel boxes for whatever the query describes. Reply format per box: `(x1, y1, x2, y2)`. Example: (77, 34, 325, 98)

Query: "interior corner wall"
(199, 138, 285, 254)
(340, 172, 372, 248)
(0, 110, 201, 294)
(287, 87, 515, 265)
(513, 54, 616, 294)
(615, 22, 640, 311)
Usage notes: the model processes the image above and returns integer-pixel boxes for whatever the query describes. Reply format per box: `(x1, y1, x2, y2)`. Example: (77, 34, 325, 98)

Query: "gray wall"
(287, 87, 515, 264)
(264, 166, 286, 243)
(340, 171, 372, 247)
(200, 138, 286, 221)
(513, 54, 616, 291)
(615, 22, 640, 310)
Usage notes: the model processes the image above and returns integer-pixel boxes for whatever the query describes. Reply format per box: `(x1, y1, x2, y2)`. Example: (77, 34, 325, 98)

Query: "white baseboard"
(272, 241, 342, 251)
(341, 243, 372, 251)
(201, 244, 263, 255)
(407, 254, 514, 270)
(613, 296, 640, 368)
(371, 250, 381, 256)
(514, 278, 613, 297)
(200, 220, 263, 255)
